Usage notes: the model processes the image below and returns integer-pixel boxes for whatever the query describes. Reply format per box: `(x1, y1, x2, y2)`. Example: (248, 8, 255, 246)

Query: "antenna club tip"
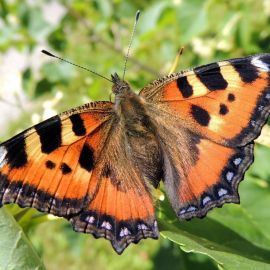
(136, 10, 141, 21)
(41, 50, 56, 58)
(179, 47, 184, 55)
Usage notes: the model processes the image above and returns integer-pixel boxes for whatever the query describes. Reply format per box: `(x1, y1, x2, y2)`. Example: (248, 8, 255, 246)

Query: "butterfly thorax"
(110, 73, 162, 187)
(111, 73, 150, 133)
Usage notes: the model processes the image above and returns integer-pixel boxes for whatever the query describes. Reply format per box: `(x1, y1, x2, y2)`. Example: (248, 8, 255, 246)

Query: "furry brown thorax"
(111, 72, 162, 189)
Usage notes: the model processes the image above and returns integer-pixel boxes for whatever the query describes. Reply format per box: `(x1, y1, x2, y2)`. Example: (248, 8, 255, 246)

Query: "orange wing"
(0, 102, 112, 215)
(141, 54, 270, 146)
(141, 54, 270, 219)
(70, 159, 158, 254)
(175, 140, 253, 219)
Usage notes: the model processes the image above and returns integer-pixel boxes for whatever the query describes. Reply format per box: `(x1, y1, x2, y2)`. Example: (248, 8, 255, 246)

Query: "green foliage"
(0, 208, 45, 270)
(1, 0, 270, 269)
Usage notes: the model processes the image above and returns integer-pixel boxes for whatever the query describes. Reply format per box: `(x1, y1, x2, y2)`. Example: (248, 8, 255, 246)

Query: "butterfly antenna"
(41, 50, 113, 83)
(169, 47, 185, 75)
(122, 10, 141, 80)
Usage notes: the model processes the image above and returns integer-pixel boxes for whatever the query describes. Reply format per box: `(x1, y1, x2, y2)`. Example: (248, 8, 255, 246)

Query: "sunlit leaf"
(159, 199, 270, 270)
(0, 207, 46, 270)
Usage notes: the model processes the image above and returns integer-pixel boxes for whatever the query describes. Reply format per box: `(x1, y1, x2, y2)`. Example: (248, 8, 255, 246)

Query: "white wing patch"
(0, 146, 7, 169)
(252, 56, 270, 72)
(218, 188, 228, 197)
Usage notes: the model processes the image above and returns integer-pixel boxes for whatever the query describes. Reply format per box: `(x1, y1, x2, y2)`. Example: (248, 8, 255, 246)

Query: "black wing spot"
(228, 93, 235, 102)
(259, 54, 270, 66)
(35, 116, 62, 154)
(70, 114, 87, 136)
(176, 77, 193, 98)
(191, 105, 210, 126)
(60, 163, 72, 174)
(79, 144, 94, 172)
(5, 137, 27, 169)
(46, 160, 56, 169)
(231, 58, 259, 83)
(219, 104, 229, 115)
(194, 63, 228, 90)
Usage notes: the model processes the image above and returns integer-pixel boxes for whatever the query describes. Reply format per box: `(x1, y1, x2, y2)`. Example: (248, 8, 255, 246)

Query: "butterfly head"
(111, 73, 131, 96)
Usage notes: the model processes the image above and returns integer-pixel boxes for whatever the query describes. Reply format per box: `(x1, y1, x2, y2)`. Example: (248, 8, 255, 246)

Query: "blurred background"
(1, 0, 270, 269)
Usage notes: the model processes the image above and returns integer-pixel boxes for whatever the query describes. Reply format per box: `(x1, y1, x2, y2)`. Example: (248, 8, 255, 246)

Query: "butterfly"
(0, 53, 270, 254)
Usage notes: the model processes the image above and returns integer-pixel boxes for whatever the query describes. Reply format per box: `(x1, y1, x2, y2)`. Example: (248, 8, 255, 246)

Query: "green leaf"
(35, 78, 54, 97)
(176, 0, 208, 44)
(138, 2, 169, 33)
(249, 144, 270, 180)
(159, 212, 270, 270)
(0, 207, 46, 270)
(41, 62, 75, 83)
(180, 7, 207, 45)
(96, 0, 112, 18)
(0, 0, 8, 21)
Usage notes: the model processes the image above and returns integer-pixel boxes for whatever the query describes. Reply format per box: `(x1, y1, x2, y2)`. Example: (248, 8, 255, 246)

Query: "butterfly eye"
(112, 77, 131, 95)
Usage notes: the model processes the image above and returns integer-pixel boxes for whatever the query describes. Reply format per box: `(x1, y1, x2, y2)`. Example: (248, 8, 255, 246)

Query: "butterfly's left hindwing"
(141, 54, 270, 220)
(70, 110, 160, 254)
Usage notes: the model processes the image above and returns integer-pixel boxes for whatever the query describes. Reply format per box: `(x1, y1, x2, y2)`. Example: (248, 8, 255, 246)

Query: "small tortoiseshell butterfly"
(1, 51, 270, 253)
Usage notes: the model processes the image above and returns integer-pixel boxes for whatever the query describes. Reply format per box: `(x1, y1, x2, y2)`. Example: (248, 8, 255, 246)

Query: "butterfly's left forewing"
(141, 54, 270, 219)
(0, 102, 113, 215)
